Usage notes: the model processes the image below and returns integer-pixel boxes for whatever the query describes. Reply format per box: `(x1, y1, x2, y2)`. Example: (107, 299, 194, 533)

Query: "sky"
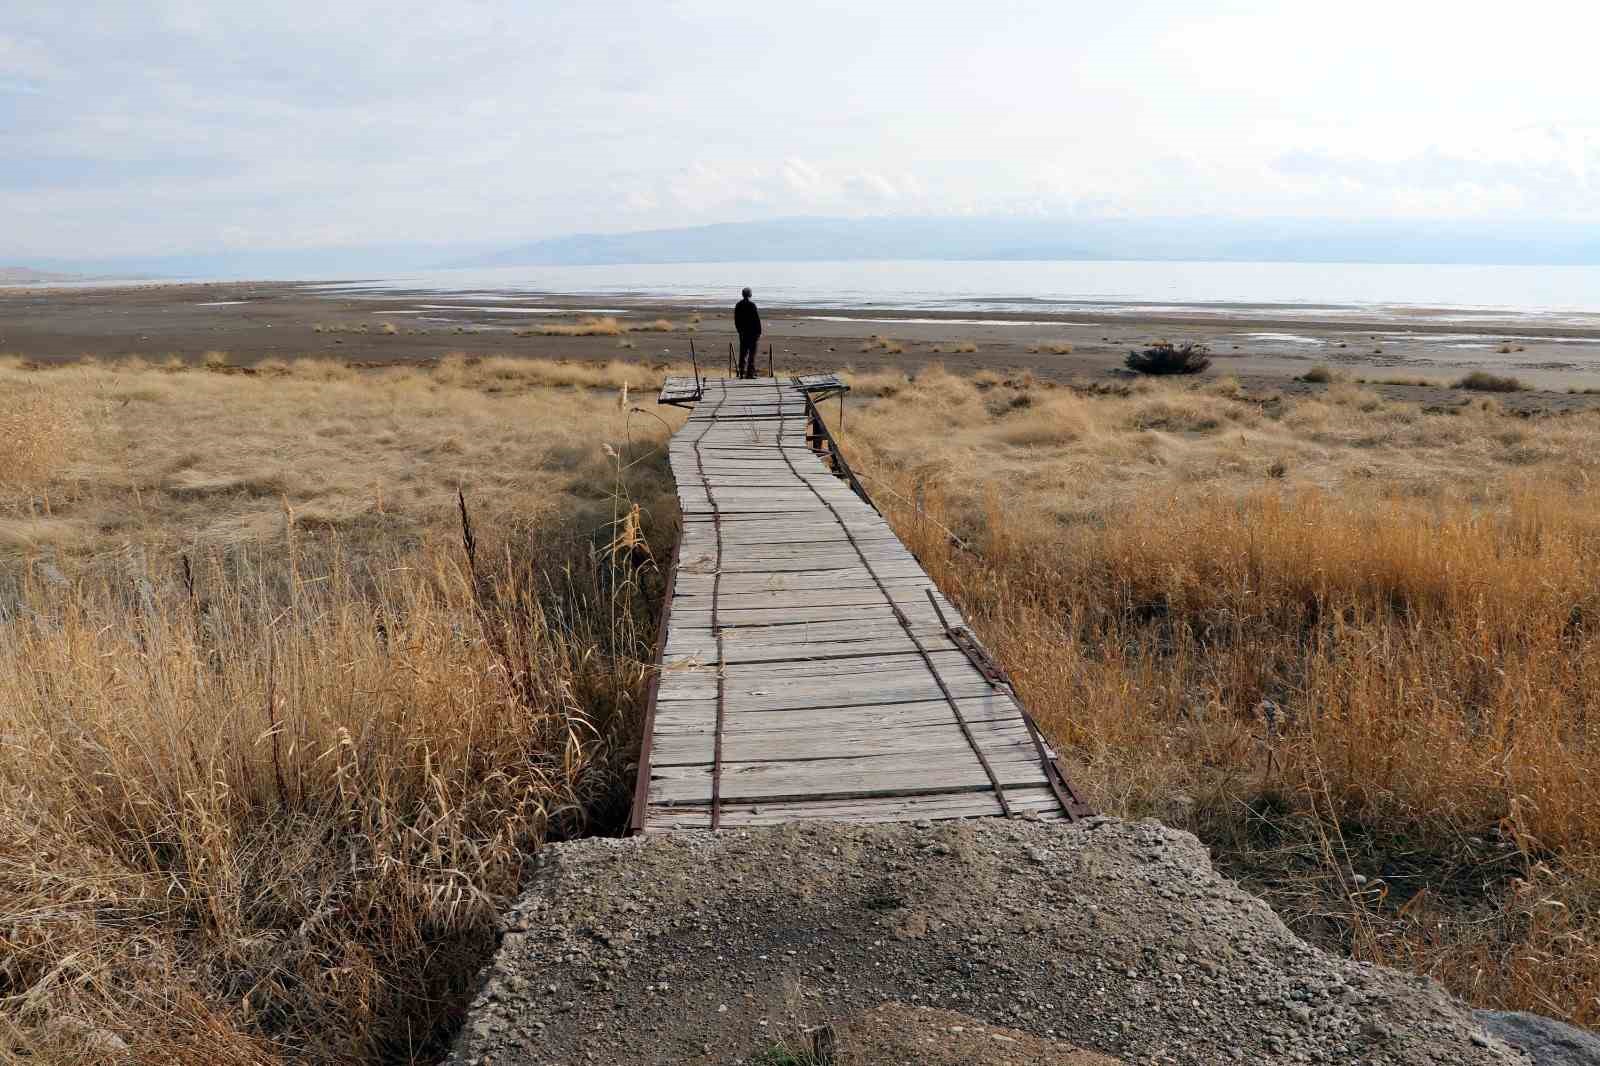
(4, 0, 1600, 259)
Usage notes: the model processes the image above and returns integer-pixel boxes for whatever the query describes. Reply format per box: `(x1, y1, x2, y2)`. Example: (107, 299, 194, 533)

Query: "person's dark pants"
(738, 333, 760, 378)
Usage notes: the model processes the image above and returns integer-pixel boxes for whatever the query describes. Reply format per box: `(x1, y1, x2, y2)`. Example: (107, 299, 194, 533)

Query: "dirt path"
(448, 818, 1526, 1065)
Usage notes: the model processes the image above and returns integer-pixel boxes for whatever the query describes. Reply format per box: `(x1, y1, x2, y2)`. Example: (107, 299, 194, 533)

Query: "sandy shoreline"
(5, 280, 1600, 410)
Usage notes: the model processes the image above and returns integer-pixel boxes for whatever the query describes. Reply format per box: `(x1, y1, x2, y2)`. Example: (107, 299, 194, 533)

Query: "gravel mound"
(450, 817, 1526, 1065)
(825, 1002, 1122, 1063)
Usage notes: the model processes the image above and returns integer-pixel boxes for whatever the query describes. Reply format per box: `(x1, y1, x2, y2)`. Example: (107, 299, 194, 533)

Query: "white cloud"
(5, 0, 1600, 257)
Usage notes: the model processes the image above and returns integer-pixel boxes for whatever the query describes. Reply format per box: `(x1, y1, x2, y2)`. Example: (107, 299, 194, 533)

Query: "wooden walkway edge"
(630, 375, 1092, 833)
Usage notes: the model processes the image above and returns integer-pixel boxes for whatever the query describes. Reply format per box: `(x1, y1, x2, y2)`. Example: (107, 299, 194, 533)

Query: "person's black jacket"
(734, 297, 761, 337)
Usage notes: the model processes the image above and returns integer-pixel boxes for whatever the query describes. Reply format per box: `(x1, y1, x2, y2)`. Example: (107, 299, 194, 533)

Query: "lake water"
(308, 259, 1600, 329)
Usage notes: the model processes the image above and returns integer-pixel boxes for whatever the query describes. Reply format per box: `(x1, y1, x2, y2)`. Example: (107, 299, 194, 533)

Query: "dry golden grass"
(628, 318, 676, 333)
(1025, 341, 1073, 355)
(0, 355, 683, 1063)
(0, 381, 86, 492)
(0, 354, 687, 561)
(835, 366, 1600, 1027)
(931, 341, 979, 354)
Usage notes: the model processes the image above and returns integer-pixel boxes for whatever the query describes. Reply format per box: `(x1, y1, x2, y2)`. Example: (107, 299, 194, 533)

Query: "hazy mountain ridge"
(452, 216, 1600, 269)
(15, 217, 1600, 281)
(0, 266, 87, 284)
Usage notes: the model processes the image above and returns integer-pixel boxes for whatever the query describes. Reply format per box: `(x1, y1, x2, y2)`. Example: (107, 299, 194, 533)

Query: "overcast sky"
(5, 1, 1599, 258)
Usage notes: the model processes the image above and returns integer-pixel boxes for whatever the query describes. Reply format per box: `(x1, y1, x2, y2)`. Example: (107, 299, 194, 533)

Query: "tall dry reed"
(840, 368, 1600, 1027)
(0, 357, 677, 1063)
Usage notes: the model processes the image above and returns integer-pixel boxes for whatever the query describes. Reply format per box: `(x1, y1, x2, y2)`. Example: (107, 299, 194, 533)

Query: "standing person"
(734, 286, 761, 378)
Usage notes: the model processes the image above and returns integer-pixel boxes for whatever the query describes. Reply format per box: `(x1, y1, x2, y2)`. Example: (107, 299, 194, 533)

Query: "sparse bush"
(1125, 340, 1211, 376)
(1299, 365, 1336, 384)
(1455, 371, 1527, 393)
(1025, 341, 1073, 355)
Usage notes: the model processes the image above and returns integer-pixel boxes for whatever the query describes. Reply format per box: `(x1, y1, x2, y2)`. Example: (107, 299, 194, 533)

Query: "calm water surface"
(307, 260, 1600, 328)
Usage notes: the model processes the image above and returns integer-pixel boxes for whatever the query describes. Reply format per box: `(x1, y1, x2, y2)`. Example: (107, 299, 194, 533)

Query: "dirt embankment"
(449, 818, 1536, 1065)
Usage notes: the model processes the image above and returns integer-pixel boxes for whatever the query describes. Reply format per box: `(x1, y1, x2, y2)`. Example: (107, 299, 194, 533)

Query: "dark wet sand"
(6, 280, 1600, 414)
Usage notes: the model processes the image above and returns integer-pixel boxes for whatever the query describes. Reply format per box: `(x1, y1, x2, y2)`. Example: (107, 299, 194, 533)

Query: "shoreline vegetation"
(3, 352, 1599, 1061)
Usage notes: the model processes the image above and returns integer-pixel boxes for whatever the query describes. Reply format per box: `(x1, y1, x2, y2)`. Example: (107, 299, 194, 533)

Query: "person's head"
(741, 287, 752, 298)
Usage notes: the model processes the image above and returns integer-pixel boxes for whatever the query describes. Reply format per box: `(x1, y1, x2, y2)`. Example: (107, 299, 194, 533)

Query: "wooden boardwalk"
(631, 376, 1091, 833)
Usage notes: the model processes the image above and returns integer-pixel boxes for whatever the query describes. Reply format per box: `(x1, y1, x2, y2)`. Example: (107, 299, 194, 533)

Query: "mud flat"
(6, 281, 1600, 412)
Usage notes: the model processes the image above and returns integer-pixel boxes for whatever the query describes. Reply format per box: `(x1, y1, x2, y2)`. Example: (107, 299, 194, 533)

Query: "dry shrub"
(1126, 340, 1211, 375)
(933, 341, 979, 354)
(627, 318, 676, 333)
(532, 316, 624, 337)
(1457, 371, 1528, 393)
(1025, 342, 1073, 355)
(859, 335, 904, 355)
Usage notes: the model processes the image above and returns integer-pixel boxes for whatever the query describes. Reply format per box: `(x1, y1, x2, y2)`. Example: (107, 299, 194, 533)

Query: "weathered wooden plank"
(651, 718, 1033, 766)
(650, 694, 1027, 736)
(648, 751, 1051, 805)
(644, 783, 1061, 831)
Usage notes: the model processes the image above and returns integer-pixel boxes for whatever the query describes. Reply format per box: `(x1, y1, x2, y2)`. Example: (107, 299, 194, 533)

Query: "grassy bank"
(0, 356, 680, 1063)
(7, 353, 1599, 1060)
(838, 367, 1600, 1027)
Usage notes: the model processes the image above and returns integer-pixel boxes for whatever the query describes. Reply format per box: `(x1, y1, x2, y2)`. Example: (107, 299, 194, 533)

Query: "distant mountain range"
(0, 266, 89, 284)
(14, 216, 1600, 280)
(450, 216, 1600, 269)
